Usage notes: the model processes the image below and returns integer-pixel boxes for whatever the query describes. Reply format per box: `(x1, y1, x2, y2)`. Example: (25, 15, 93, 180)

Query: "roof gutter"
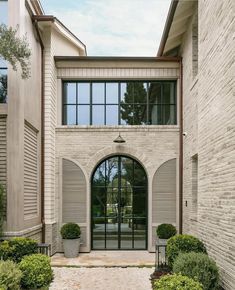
(157, 0, 179, 56)
(179, 58, 183, 234)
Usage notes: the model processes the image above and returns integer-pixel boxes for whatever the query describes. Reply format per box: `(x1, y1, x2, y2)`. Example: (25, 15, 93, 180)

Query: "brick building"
(0, 0, 234, 288)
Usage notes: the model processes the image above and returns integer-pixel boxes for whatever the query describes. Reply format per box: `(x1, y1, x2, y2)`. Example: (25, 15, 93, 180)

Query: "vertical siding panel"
(62, 159, 86, 223)
(152, 159, 176, 247)
(24, 122, 38, 219)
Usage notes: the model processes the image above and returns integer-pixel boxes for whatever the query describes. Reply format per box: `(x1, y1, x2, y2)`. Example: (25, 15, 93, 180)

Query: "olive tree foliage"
(0, 24, 31, 79)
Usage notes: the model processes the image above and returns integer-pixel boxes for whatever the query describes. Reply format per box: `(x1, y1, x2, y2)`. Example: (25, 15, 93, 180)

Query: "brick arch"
(87, 145, 151, 180)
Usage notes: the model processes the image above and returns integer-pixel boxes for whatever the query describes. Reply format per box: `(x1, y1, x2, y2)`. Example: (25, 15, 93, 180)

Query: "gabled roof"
(32, 15, 87, 56)
(157, 0, 197, 56)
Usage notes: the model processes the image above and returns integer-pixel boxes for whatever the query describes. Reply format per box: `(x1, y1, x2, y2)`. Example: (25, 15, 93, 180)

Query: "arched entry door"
(91, 155, 148, 250)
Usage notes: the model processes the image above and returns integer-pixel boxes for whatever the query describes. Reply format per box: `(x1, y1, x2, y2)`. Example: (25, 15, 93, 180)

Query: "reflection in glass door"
(91, 156, 147, 250)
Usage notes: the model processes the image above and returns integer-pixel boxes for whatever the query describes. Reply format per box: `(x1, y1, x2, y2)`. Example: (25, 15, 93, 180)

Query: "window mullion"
(90, 82, 92, 125)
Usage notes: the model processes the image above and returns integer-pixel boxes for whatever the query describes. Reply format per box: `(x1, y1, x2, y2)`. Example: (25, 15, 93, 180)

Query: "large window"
(0, 0, 8, 104)
(62, 81, 177, 125)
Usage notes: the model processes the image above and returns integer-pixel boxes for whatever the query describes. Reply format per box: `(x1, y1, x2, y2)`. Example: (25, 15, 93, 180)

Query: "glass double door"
(91, 156, 147, 250)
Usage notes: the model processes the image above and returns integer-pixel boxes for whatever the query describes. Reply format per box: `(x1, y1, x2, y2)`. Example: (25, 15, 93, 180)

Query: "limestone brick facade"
(1, 0, 234, 289)
(161, 0, 235, 288)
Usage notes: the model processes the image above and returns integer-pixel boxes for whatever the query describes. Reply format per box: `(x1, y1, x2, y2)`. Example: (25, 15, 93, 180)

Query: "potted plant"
(156, 223, 176, 246)
(60, 223, 81, 258)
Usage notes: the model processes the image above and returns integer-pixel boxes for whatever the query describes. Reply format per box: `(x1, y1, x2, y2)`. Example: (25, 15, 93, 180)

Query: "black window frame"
(62, 80, 177, 126)
(0, 0, 8, 104)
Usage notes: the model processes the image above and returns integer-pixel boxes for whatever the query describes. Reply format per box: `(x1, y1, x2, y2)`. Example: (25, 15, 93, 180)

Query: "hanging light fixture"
(113, 133, 126, 143)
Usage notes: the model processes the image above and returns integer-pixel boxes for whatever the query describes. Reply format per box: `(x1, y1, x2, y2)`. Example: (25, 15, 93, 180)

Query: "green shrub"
(60, 223, 81, 239)
(19, 254, 53, 289)
(0, 184, 5, 238)
(153, 273, 203, 290)
(156, 224, 177, 239)
(173, 252, 219, 290)
(0, 260, 22, 290)
(167, 234, 207, 267)
(0, 237, 38, 262)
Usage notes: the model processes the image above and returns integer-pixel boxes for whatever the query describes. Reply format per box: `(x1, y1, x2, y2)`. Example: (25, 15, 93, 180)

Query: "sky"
(40, 0, 171, 56)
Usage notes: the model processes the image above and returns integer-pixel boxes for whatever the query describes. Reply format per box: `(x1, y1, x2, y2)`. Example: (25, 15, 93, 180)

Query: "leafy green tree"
(120, 82, 147, 125)
(0, 24, 31, 79)
(0, 74, 7, 103)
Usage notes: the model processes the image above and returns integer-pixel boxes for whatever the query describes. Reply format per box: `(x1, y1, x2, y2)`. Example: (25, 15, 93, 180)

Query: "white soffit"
(164, 0, 196, 54)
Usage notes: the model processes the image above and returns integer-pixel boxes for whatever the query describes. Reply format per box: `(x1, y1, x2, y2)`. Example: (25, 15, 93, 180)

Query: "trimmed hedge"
(0, 237, 38, 263)
(167, 234, 207, 267)
(0, 260, 22, 290)
(60, 223, 81, 239)
(156, 224, 176, 239)
(173, 252, 219, 290)
(19, 254, 53, 289)
(153, 273, 203, 290)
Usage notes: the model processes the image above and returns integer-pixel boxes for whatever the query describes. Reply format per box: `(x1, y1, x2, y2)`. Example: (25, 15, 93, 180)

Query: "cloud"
(41, 0, 171, 56)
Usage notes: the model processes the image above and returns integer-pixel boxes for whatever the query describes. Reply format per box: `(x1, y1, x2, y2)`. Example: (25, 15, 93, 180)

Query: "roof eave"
(157, 0, 179, 56)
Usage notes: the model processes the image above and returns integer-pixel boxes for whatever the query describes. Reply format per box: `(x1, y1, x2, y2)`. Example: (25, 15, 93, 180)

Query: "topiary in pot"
(19, 254, 53, 289)
(173, 252, 219, 290)
(167, 234, 207, 268)
(0, 260, 22, 290)
(156, 224, 177, 245)
(153, 273, 203, 290)
(60, 223, 81, 258)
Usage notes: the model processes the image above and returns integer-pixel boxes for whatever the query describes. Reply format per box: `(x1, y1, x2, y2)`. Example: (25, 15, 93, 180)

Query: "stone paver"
(51, 251, 155, 267)
(50, 267, 154, 290)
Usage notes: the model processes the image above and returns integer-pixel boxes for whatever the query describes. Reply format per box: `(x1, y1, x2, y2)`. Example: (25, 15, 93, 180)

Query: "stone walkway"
(50, 267, 154, 290)
(50, 251, 155, 289)
(51, 251, 155, 267)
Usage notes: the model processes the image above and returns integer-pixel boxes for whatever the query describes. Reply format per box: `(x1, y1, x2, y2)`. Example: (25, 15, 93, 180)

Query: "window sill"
(56, 124, 180, 132)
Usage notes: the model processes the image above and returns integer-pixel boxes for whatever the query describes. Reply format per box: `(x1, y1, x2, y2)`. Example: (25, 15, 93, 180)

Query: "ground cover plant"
(19, 254, 53, 289)
(167, 234, 207, 267)
(153, 273, 203, 290)
(173, 252, 219, 290)
(0, 260, 22, 290)
(0, 237, 38, 262)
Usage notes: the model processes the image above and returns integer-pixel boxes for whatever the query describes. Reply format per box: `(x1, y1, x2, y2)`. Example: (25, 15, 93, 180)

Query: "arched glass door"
(91, 156, 147, 250)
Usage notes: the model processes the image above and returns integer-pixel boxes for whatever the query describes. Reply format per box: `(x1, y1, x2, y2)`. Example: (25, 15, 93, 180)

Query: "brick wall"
(55, 126, 179, 252)
(182, 0, 235, 288)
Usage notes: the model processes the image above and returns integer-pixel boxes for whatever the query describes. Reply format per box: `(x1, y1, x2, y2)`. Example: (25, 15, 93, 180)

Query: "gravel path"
(50, 267, 153, 290)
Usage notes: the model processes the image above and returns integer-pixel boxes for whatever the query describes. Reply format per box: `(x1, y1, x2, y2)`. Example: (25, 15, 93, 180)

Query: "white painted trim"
(4, 224, 42, 236)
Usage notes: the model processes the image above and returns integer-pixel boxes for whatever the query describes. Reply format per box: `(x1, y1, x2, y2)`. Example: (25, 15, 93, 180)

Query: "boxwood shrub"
(173, 252, 219, 290)
(167, 234, 207, 267)
(19, 254, 53, 289)
(153, 273, 203, 290)
(0, 237, 38, 263)
(60, 223, 81, 239)
(0, 260, 22, 290)
(156, 224, 177, 239)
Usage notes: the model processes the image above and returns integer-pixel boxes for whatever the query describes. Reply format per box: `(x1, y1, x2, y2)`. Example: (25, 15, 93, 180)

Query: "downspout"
(33, 20, 45, 243)
(179, 58, 183, 234)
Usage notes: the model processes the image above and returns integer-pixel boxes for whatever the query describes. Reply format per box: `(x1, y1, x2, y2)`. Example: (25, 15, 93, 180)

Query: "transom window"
(62, 81, 177, 125)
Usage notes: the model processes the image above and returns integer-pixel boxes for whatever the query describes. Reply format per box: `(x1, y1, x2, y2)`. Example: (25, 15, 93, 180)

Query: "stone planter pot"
(157, 238, 168, 246)
(63, 238, 80, 258)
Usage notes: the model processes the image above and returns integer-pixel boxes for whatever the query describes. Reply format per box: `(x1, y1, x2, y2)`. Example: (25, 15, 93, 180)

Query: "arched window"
(91, 155, 148, 250)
